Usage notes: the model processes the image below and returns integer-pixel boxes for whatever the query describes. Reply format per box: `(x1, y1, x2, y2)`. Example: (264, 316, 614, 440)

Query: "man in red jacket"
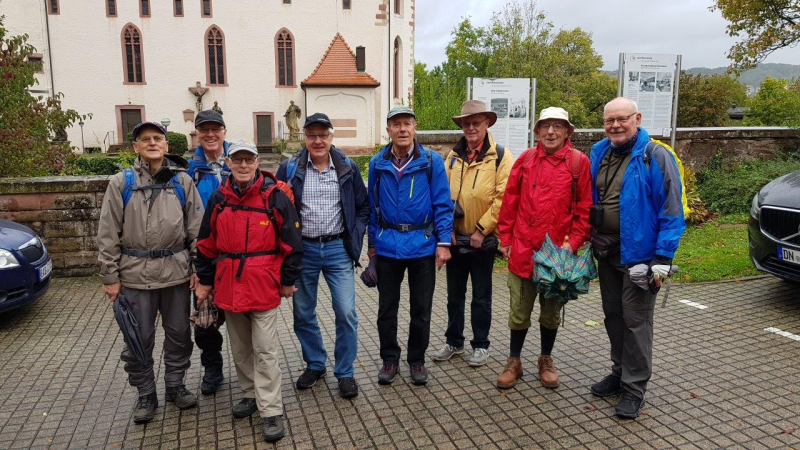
(194, 139, 303, 443)
(495, 107, 592, 390)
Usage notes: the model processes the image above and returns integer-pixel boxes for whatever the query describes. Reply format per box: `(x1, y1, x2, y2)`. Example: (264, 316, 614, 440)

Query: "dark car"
(0, 219, 52, 313)
(748, 170, 800, 283)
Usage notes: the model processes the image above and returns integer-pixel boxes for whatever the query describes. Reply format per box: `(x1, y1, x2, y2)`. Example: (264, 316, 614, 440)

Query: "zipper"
(409, 174, 415, 198)
(472, 170, 479, 189)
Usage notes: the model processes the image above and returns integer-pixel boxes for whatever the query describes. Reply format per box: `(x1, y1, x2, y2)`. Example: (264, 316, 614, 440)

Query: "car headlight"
(750, 194, 761, 219)
(0, 249, 20, 270)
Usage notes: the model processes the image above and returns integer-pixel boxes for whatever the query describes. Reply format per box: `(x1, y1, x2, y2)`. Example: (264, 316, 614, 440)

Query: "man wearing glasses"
(495, 107, 592, 391)
(588, 97, 685, 418)
(186, 109, 230, 395)
(431, 100, 512, 368)
(276, 113, 370, 399)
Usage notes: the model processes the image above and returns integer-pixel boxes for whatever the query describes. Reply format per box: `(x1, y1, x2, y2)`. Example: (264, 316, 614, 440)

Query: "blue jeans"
(293, 239, 358, 378)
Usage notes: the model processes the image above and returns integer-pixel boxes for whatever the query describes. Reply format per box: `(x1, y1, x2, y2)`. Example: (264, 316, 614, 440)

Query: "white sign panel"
(471, 78, 532, 156)
(620, 54, 679, 136)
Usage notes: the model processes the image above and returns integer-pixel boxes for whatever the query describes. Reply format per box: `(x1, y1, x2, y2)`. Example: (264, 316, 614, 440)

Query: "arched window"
(393, 37, 401, 99)
(205, 26, 226, 85)
(121, 24, 145, 84)
(275, 29, 295, 87)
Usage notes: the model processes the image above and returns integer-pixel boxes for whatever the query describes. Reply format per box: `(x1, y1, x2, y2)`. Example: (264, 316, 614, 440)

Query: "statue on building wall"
(284, 100, 301, 140)
(212, 101, 224, 115)
(189, 81, 209, 112)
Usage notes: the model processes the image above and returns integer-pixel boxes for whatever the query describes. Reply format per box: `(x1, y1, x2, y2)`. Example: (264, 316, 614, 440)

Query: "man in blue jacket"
(368, 106, 453, 386)
(185, 109, 230, 395)
(588, 97, 686, 419)
(276, 113, 369, 399)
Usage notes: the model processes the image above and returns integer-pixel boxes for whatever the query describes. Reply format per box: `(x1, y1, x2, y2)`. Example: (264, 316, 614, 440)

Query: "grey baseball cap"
(387, 105, 416, 121)
(227, 138, 258, 156)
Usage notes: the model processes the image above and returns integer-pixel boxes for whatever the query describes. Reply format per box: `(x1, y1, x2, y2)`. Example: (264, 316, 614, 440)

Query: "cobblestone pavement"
(1, 272, 800, 449)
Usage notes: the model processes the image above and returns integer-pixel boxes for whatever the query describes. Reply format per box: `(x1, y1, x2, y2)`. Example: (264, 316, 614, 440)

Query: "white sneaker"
(468, 348, 489, 367)
(431, 344, 464, 361)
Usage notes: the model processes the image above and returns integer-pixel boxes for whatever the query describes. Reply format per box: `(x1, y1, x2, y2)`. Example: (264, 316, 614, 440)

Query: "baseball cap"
(303, 112, 333, 129)
(227, 139, 258, 157)
(387, 105, 416, 121)
(195, 110, 226, 128)
(131, 121, 167, 141)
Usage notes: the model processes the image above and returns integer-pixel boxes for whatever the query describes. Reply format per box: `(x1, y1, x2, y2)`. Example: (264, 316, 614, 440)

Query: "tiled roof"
(301, 33, 380, 87)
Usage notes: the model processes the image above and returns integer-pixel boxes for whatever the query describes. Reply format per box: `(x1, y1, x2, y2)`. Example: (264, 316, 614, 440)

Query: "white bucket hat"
(533, 107, 575, 133)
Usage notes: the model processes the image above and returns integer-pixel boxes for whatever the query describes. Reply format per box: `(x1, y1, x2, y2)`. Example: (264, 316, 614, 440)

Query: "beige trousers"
(225, 308, 283, 417)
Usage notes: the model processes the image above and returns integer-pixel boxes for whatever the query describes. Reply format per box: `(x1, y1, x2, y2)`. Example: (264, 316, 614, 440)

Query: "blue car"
(0, 219, 52, 313)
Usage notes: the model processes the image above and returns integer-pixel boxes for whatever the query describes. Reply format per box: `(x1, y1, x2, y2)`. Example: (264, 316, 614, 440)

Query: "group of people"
(97, 96, 685, 443)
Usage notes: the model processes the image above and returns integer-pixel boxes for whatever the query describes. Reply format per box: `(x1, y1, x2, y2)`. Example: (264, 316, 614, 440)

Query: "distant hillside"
(608, 63, 800, 87)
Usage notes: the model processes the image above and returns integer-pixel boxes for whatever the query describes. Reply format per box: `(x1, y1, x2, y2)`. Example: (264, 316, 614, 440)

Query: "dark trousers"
(194, 310, 225, 381)
(597, 255, 657, 399)
(376, 255, 436, 365)
(444, 249, 494, 349)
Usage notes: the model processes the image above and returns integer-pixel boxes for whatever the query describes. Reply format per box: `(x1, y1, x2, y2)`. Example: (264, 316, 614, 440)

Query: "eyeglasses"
(538, 122, 565, 132)
(305, 133, 331, 141)
(136, 136, 165, 143)
(197, 126, 225, 134)
(603, 112, 637, 127)
(230, 156, 257, 165)
(461, 118, 488, 129)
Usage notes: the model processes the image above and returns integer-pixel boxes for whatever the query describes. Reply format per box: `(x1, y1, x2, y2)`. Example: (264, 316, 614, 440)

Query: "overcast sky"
(415, 0, 800, 71)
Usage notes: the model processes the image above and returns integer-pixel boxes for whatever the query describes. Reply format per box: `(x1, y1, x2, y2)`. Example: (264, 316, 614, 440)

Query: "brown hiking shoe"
(496, 357, 523, 389)
(538, 355, 559, 389)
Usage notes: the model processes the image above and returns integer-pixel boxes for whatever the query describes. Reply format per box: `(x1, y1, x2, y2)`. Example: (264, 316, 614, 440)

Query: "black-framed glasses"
(230, 156, 257, 165)
(603, 112, 637, 127)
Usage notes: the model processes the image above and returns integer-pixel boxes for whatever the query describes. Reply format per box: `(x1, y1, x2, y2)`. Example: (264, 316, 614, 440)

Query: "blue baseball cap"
(131, 121, 167, 140)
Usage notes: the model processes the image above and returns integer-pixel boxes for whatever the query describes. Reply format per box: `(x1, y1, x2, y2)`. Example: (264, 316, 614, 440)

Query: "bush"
(63, 152, 137, 175)
(166, 131, 189, 156)
(697, 151, 800, 215)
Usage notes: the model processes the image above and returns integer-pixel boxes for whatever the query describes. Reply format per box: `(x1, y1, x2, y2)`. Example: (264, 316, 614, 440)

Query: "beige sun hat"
(533, 107, 575, 133)
(452, 100, 498, 128)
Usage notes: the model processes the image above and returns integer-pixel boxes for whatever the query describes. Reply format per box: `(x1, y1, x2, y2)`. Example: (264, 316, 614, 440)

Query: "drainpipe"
(43, 0, 56, 98)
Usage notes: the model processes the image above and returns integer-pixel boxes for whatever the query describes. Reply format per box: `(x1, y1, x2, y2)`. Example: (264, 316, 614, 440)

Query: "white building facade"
(3, 0, 415, 152)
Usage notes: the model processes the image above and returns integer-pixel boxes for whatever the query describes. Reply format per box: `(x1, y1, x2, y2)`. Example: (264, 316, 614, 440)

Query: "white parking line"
(764, 327, 800, 342)
(679, 299, 708, 310)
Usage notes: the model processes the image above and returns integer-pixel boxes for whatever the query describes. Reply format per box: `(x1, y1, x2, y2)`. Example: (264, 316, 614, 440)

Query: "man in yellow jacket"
(431, 100, 513, 367)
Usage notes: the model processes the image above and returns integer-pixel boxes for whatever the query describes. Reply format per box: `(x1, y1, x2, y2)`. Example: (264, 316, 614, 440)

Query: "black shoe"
(338, 377, 359, 399)
(132, 392, 158, 424)
(200, 367, 224, 395)
(165, 385, 197, 409)
(296, 368, 326, 389)
(377, 362, 398, 385)
(616, 392, 645, 418)
(591, 375, 624, 398)
(262, 415, 285, 443)
(409, 363, 428, 385)
(232, 398, 258, 418)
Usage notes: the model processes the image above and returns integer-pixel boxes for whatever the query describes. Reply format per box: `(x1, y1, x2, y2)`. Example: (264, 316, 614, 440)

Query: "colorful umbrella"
(532, 234, 598, 304)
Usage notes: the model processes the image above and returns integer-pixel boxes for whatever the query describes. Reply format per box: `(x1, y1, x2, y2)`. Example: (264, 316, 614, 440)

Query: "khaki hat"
(533, 107, 574, 133)
(452, 100, 498, 128)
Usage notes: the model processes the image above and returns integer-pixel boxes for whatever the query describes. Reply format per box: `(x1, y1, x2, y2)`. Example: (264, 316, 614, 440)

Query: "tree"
(0, 16, 85, 177)
(745, 77, 800, 127)
(677, 73, 748, 127)
(711, 0, 800, 73)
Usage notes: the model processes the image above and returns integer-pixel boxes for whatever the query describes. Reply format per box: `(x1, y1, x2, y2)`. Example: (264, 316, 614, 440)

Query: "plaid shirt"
(300, 154, 344, 238)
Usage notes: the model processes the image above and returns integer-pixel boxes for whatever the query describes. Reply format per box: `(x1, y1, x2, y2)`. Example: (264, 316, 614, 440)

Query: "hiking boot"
(496, 357, 523, 389)
(615, 392, 645, 419)
(165, 385, 197, 409)
(232, 398, 258, 418)
(132, 392, 158, 424)
(590, 374, 623, 398)
(431, 344, 464, 361)
(377, 362, 398, 385)
(262, 415, 285, 443)
(409, 363, 428, 385)
(468, 348, 489, 367)
(296, 368, 326, 389)
(338, 377, 359, 399)
(200, 366, 224, 395)
(537, 355, 559, 389)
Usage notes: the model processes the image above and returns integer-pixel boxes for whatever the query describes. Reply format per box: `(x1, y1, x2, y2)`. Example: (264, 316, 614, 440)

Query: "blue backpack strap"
(170, 173, 187, 208)
(287, 155, 298, 181)
(424, 146, 433, 184)
(122, 168, 135, 209)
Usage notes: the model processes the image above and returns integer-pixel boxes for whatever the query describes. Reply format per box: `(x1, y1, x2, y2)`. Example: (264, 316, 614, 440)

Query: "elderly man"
(195, 139, 303, 442)
(97, 121, 204, 424)
(276, 113, 369, 399)
(432, 100, 512, 367)
(495, 107, 592, 390)
(368, 106, 453, 386)
(589, 97, 685, 418)
(186, 109, 230, 395)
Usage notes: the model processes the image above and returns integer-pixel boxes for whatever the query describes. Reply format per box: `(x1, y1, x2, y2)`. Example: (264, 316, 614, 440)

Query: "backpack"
(518, 147, 584, 213)
(448, 143, 506, 171)
(644, 139, 691, 217)
(121, 168, 186, 209)
(373, 146, 434, 234)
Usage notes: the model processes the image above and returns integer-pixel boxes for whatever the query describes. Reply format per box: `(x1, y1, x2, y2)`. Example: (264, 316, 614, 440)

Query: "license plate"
(38, 260, 52, 281)
(778, 246, 800, 266)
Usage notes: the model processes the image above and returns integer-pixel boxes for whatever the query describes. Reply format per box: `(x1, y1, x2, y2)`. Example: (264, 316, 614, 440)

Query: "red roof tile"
(301, 33, 380, 87)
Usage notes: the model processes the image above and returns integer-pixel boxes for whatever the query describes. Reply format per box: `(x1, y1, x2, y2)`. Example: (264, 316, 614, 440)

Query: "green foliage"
(0, 17, 88, 177)
(62, 152, 137, 175)
(697, 152, 800, 215)
(744, 77, 800, 127)
(677, 73, 747, 127)
(165, 131, 188, 156)
(673, 216, 759, 282)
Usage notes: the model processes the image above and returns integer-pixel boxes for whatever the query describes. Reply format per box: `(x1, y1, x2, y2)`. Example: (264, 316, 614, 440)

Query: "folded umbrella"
(532, 234, 598, 304)
(360, 256, 378, 288)
(190, 292, 219, 329)
(112, 293, 150, 366)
